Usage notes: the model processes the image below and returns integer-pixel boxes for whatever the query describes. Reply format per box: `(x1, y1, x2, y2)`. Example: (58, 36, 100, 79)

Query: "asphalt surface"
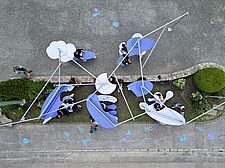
(0, 0, 225, 81)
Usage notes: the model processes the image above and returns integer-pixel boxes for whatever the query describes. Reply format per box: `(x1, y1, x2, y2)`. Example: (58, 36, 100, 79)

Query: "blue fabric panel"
(73, 51, 95, 62)
(109, 110, 117, 116)
(40, 85, 70, 120)
(127, 37, 155, 56)
(127, 80, 154, 97)
(107, 104, 117, 110)
(86, 94, 118, 129)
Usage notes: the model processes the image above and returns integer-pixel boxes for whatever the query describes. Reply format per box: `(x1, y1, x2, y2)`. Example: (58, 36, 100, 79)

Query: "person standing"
(119, 42, 131, 66)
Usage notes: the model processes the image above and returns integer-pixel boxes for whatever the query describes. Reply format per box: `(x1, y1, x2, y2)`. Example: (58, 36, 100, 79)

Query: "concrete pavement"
(1, 115, 225, 167)
(0, 115, 225, 159)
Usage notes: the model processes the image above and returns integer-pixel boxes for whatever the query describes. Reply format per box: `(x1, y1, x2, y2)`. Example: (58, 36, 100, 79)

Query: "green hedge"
(0, 79, 53, 101)
(0, 79, 28, 101)
(193, 68, 225, 93)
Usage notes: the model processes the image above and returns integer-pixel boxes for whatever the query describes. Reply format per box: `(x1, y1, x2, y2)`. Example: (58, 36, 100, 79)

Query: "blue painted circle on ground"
(112, 21, 120, 27)
(23, 137, 30, 144)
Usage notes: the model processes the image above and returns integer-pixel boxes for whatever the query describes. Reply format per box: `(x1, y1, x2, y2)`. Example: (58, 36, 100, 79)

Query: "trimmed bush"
(193, 68, 225, 93)
(172, 78, 186, 90)
(190, 91, 203, 102)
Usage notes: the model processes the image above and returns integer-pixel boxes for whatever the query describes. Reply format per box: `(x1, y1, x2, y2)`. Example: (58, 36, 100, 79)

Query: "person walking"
(13, 65, 32, 78)
(89, 115, 98, 133)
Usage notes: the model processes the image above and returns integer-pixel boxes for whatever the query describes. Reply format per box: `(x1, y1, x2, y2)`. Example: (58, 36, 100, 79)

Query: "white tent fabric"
(95, 73, 116, 94)
(131, 33, 146, 55)
(46, 41, 76, 62)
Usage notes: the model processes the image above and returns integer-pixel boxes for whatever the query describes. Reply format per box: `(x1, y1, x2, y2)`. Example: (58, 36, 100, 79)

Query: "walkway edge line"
(24, 62, 225, 83)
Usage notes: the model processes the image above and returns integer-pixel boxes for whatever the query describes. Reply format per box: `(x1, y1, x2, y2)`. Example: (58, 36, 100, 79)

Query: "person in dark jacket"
(13, 65, 32, 78)
(74, 49, 84, 60)
(119, 42, 131, 66)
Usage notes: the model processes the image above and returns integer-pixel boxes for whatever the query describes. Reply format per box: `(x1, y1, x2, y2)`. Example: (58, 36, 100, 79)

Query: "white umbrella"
(95, 73, 116, 94)
(46, 41, 76, 62)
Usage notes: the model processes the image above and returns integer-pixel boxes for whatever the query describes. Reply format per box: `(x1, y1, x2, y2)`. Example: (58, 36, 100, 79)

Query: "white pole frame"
(6, 12, 189, 127)
(70, 59, 96, 79)
(138, 40, 147, 104)
(58, 49, 61, 86)
(142, 26, 167, 68)
(0, 117, 40, 127)
(56, 83, 96, 86)
(108, 40, 139, 79)
(117, 112, 146, 126)
(141, 12, 189, 39)
(114, 73, 134, 120)
(20, 62, 62, 121)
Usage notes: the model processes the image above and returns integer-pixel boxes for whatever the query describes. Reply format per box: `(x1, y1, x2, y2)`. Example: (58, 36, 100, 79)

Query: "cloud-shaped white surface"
(46, 41, 76, 62)
(95, 73, 117, 94)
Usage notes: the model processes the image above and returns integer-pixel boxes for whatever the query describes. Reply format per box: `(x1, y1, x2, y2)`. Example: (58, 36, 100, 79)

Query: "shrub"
(172, 78, 186, 90)
(191, 99, 212, 115)
(190, 91, 212, 115)
(217, 88, 225, 97)
(190, 91, 203, 102)
(193, 67, 225, 93)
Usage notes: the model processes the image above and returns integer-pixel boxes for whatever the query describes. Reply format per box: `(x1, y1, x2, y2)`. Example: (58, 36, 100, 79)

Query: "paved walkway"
(1, 115, 225, 167)
(1, 115, 225, 152)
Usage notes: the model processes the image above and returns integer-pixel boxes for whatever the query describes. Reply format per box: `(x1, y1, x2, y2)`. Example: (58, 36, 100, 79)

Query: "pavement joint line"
(1, 148, 225, 153)
(12, 62, 225, 83)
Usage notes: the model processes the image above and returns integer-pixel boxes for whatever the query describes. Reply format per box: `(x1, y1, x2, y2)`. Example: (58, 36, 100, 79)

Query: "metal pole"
(138, 40, 147, 103)
(108, 40, 139, 79)
(20, 63, 62, 121)
(142, 12, 189, 39)
(56, 83, 96, 87)
(58, 49, 61, 86)
(114, 73, 134, 120)
(142, 26, 166, 68)
(71, 59, 96, 79)
(0, 117, 39, 127)
(117, 112, 146, 126)
(205, 96, 225, 99)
